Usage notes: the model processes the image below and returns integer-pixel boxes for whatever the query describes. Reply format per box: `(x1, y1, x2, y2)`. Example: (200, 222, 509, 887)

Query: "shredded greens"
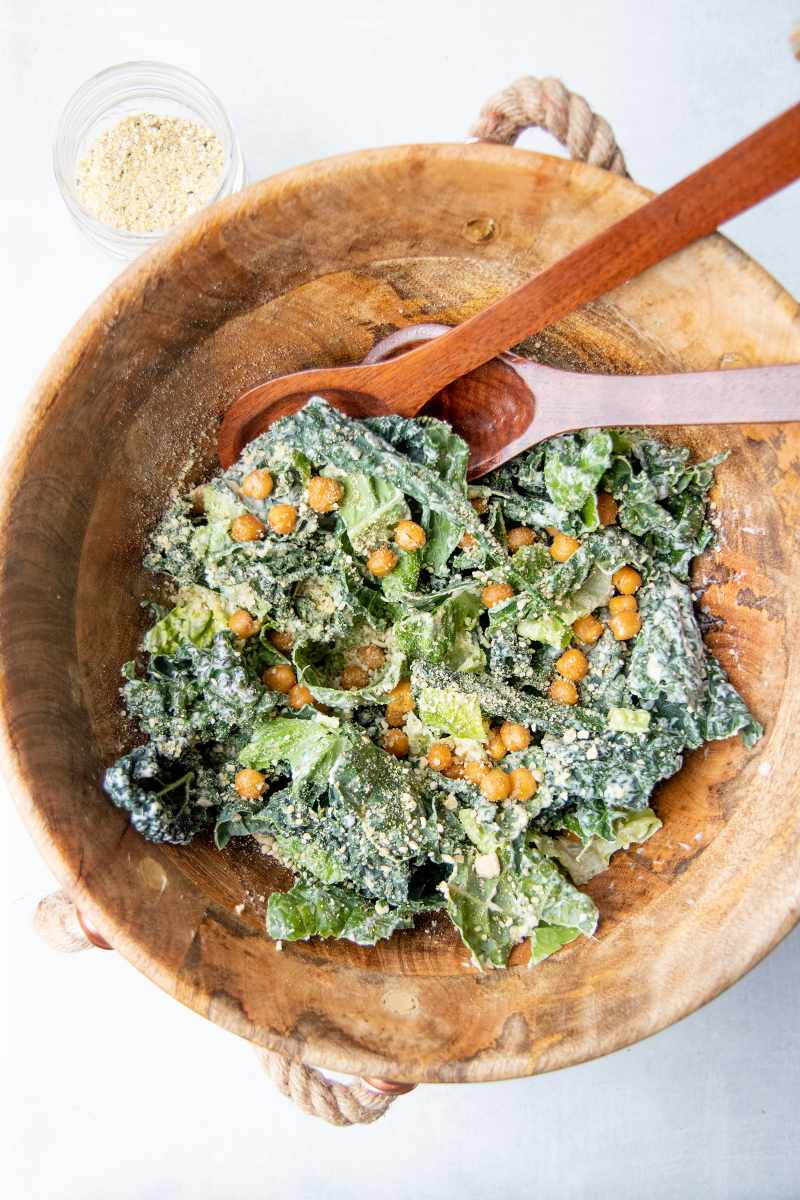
(103, 398, 761, 968)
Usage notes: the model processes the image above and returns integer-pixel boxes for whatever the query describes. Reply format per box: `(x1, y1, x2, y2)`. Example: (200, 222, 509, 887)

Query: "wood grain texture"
(1, 143, 799, 1082)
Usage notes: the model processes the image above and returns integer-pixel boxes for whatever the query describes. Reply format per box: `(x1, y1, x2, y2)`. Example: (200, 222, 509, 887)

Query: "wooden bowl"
(2, 145, 799, 1083)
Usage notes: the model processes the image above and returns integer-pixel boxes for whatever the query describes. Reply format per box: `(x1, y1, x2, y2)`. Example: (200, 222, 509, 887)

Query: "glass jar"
(53, 61, 245, 260)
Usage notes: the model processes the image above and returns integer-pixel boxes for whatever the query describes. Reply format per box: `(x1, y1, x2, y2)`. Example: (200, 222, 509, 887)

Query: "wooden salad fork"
(218, 104, 800, 476)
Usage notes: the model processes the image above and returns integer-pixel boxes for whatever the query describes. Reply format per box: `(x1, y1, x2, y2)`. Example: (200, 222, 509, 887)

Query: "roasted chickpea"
(458, 532, 478, 552)
(367, 545, 398, 577)
(555, 647, 589, 682)
(572, 613, 604, 644)
(487, 728, 508, 761)
(234, 769, 267, 800)
(545, 526, 559, 538)
(464, 761, 490, 786)
(507, 526, 536, 551)
(499, 722, 531, 752)
(550, 677, 579, 706)
(470, 495, 488, 514)
(288, 684, 315, 711)
(341, 664, 369, 691)
(241, 469, 274, 500)
(387, 680, 414, 712)
(427, 742, 453, 772)
(480, 768, 512, 803)
(394, 520, 427, 551)
(230, 513, 266, 542)
(482, 582, 515, 609)
(609, 610, 642, 641)
(228, 609, 259, 639)
(612, 565, 643, 595)
(550, 532, 581, 562)
(268, 629, 294, 654)
(608, 594, 637, 615)
(444, 758, 466, 780)
(509, 768, 538, 803)
(597, 491, 619, 526)
(307, 475, 343, 513)
(385, 701, 408, 727)
(268, 503, 298, 536)
(358, 643, 386, 671)
(262, 663, 297, 693)
(382, 729, 410, 758)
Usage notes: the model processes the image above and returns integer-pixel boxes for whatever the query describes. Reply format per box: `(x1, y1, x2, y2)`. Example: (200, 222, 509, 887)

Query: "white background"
(2, 1, 799, 1197)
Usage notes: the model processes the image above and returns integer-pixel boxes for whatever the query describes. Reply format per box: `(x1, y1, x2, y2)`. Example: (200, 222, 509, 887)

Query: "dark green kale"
(103, 743, 222, 844)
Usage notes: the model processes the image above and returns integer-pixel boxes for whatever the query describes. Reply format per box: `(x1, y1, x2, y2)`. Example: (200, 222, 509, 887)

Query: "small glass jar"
(54, 61, 245, 260)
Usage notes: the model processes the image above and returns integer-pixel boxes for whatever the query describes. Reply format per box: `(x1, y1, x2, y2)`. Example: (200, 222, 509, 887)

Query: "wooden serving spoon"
(218, 104, 800, 475)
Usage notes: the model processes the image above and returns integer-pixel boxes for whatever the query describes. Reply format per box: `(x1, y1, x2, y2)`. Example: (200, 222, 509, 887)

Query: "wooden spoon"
(218, 104, 800, 474)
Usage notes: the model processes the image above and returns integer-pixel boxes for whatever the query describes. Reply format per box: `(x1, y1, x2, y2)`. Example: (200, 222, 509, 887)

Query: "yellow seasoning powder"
(76, 113, 225, 233)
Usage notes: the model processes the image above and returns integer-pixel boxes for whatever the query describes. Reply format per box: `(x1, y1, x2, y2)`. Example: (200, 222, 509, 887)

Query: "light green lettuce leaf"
(143, 585, 231, 656)
(530, 924, 581, 965)
(607, 707, 652, 733)
(338, 473, 410, 553)
(517, 611, 573, 649)
(417, 686, 487, 741)
(544, 432, 613, 513)
(267, 879, 436, 946)
(534, 808, 662, 885)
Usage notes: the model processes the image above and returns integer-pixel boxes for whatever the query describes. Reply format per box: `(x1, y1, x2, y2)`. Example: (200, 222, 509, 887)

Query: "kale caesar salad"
(104, 397, 761, 970)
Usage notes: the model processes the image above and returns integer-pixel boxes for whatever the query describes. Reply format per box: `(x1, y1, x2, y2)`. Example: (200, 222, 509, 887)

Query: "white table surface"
(3, 1, 799, 1196)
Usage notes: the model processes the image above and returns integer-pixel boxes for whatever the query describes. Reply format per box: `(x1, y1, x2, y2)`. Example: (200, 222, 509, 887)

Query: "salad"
(104, 397, 761, 969)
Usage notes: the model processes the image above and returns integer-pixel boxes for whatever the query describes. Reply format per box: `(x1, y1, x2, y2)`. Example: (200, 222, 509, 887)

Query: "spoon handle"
(387, 103, 800, 416)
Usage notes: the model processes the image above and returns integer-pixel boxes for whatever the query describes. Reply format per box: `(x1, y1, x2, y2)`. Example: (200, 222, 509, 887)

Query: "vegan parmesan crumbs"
(75, 113, 225, 233)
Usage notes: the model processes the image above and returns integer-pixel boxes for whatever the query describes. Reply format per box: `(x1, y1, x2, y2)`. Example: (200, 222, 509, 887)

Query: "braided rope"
(471, 75, 628, 176)
(257, 1049, 397, 1126)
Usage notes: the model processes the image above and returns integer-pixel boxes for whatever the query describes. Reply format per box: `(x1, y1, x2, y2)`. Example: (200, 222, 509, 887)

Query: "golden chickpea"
(288, 684, 315, 711)
(608, 594, 638, 615)
(269, 629, 294, 654)
(228, 609, 259, 639)
(480, 768, 512, 803)
(470, 495, 488, 514)
(341, 664, 369, 691)
(230, 513, 266, 542)
(597, 491, 619, 526)
(612, 565, 643, 595)
(500, 722, 531, 752)
(555, 647, 589, 682)
(487, 728, 508, 761)
(609, 610, 642, 641)
(545, 526, 559, 538)
(382, 729, 410, 758)
(550, 677, 579, 706)
(234, 769, 266, 800)
(444, 758, 466, 780)
(427, 742, 453, 772)
(550, 532, 581, 562)
(385, 701, 408, 728)
(509, 768, 538, 803)
(481, 582, 515, 609)
(387, 680, 414, 712)
(572, 613, 604, 644)
(507, 526, 536, 551)
(358, 643, 386, 671)
(268, 503, 298, 536)
(464, 761, 490, 786)
(367, 545, 398, 577)
(262, 663, 297, 693)
(241, 469, 274, 500)
(307, 475, 344, 513)
(394, 520, 427, 551)
(458, 532, 477, 552)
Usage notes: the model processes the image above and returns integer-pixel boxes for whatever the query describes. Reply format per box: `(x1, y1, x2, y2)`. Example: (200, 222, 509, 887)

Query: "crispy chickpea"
(387, 680, 414, 712)
(545, 526, 559, 538)
(555, 647, 589, 682)
(367, 545, 398, 577)
(612, 565, 643, 595)
(385, 701, 408, 727)
(500, 722, 531, 752)
(609, 610, 642, 641)
(550, 677, 579, 706)
(464, 761, 490, 786)
(550, 532, 581, 562)
(572, 613, 604, 644)
(230, 513, 266, 542)
(394, 520, 427, 551)
(487, 728, 507, 761)
(307, 475, 343, 513)
(262, 663, 297, 693)
(234, 769, 267, 800)
(509, 768, 539, 803)
(358, 643, 386, 671)
(458, 532, 477, 552)
(597, 491, 619, 526)
(507, 526, 536, 551)
(480, 768, 512, 803)
(444, 758, 466, 780)
(228, 609, 259, 639)
(470, 495, 488, 514)
(241, 468, 274, 500)
(269, 629, 294, 654)
(482, 582, 515, 609)
(341, 664, 369, 691)
(427, 742, 453, 772)
(288, 684, 315, 711)
(268, 503, 298, 536)
(382, 729, 410, 758)
(608, 593, 637, 615)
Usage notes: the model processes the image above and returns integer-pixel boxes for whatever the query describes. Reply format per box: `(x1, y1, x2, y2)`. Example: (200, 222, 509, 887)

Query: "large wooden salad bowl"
(2, 144, 799, 1083)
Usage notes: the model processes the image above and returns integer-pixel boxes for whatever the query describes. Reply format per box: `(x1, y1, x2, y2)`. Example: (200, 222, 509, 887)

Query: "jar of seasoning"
(54, 61, 245, 260)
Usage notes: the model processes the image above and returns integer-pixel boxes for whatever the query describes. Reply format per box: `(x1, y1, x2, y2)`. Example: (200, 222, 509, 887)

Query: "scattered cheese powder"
(76, 113, 225, 233)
